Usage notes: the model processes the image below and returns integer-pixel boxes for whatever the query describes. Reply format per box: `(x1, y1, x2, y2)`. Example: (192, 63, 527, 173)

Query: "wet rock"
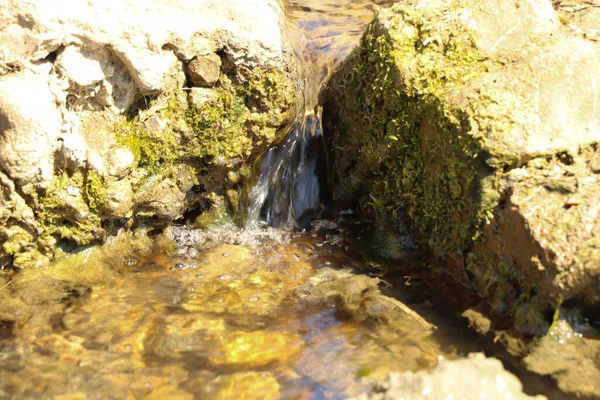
(207, 330, 302, 369)
(0, 285, 31, 325)
(149, 314, 226, 357)
(0, 0, 299, 266)
(188, 54, 221, 87)
(366, 353, 546, 400)
(196, 371, 280, 400)
(0, 68, 61, 185)
(188, 87, 220, 106)
(0, 171, 37, 265)
(321, 0, 600, 334)
(134, 169, 195, 221)
(144, 385, 192, 400)
(524, 308, 600, 398)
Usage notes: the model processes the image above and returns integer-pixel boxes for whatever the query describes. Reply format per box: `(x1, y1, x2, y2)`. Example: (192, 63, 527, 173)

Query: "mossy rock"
(321, 0, 600, 334)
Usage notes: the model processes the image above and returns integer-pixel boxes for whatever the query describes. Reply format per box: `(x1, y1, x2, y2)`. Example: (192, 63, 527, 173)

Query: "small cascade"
(246, 111, 328, 228)
(245, 0, 391, 228)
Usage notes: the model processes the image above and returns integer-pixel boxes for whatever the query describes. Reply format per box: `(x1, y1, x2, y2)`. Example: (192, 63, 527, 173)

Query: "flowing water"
(246, 0, 396, 228)
(0, 1, 537, 399)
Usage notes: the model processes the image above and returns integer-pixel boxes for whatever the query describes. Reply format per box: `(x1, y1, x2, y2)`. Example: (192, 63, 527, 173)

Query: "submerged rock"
(196, 371, 280, 400)
(321, 0, 600, 336)
(0, 0, 299, 268)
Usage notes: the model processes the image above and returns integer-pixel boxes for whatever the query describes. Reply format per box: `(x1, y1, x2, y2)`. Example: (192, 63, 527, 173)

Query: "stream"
(0, 1, 559, 399)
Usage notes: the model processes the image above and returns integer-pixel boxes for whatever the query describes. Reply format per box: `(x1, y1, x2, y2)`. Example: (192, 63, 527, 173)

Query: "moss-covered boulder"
(321, 0, 600, 334)
(0, 0, 300, 268)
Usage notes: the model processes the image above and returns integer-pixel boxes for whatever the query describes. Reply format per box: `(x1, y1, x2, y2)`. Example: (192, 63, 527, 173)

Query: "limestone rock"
(188, 54, 221, 87)
(0, 0, 298, 266)
(197, 372, 280, 400)
(0, 68, 61, 185)
(102, 179, 133, 219)
(107, 147, 135, 178)
(366, 353, 546, 400)
(321, 0, 600, 334)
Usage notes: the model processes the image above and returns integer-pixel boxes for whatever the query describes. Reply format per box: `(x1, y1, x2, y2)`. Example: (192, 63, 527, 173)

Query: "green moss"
(193, 194, 232, 229)
(84, 170, 109, 212)
(332, 11, 491, 260)
(114, 68, 294, 172)
(113, 104, 180, 172)
(34, 172, 104, 250)
(354, 367, 373, 378)
(1, 226, 34, 255)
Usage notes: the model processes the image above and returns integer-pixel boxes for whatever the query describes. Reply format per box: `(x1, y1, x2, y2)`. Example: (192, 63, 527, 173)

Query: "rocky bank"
(0, 0, 299, 271)
(321, 0, 600, 396)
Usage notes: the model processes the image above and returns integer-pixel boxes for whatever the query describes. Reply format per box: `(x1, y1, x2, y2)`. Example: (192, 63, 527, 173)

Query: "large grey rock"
(0, 0, 285, 93)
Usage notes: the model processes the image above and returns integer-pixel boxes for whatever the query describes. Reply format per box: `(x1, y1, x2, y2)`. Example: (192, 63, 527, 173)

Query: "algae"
(323, 8, 494, 263)
(114, 68, 295, 170)
(320, 1, 599, 333)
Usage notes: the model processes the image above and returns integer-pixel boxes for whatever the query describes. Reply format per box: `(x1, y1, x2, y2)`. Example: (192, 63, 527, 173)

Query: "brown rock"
(188, 54, 221, 87)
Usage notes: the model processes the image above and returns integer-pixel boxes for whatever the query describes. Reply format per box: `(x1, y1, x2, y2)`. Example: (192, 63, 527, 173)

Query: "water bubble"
(124, 344, 132, 350)
(297, 290, 310, 298)
(324, 261, 332, 266)
(248, 296, 261, 302)
(222, 252, 231, 257)
(196, 274, 205, 279)
(219, 274, 233, 280)
(215, 297, 224, 303)
(125, 259, 137, 266)
(170, 263, 197, 271)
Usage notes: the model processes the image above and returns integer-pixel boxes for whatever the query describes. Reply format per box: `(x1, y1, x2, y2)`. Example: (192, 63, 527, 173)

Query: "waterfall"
(245, 110, 327, 229)
(244, 0, 388, 229)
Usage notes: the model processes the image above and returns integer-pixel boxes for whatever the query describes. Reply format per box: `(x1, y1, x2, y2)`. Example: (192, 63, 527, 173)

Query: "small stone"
(108, 147, 135, 177)
(103, 179, 134, 218)
(60, 133, 89, 170)
(227, 171, 239, 184)
(170, 263, 197, 271)
(188, 87, 219, 106)
(144, 115, 165, 132)
(198, 372, 280, 400)
(187, 54, 222, 87)
(587, 153, 600, 174)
